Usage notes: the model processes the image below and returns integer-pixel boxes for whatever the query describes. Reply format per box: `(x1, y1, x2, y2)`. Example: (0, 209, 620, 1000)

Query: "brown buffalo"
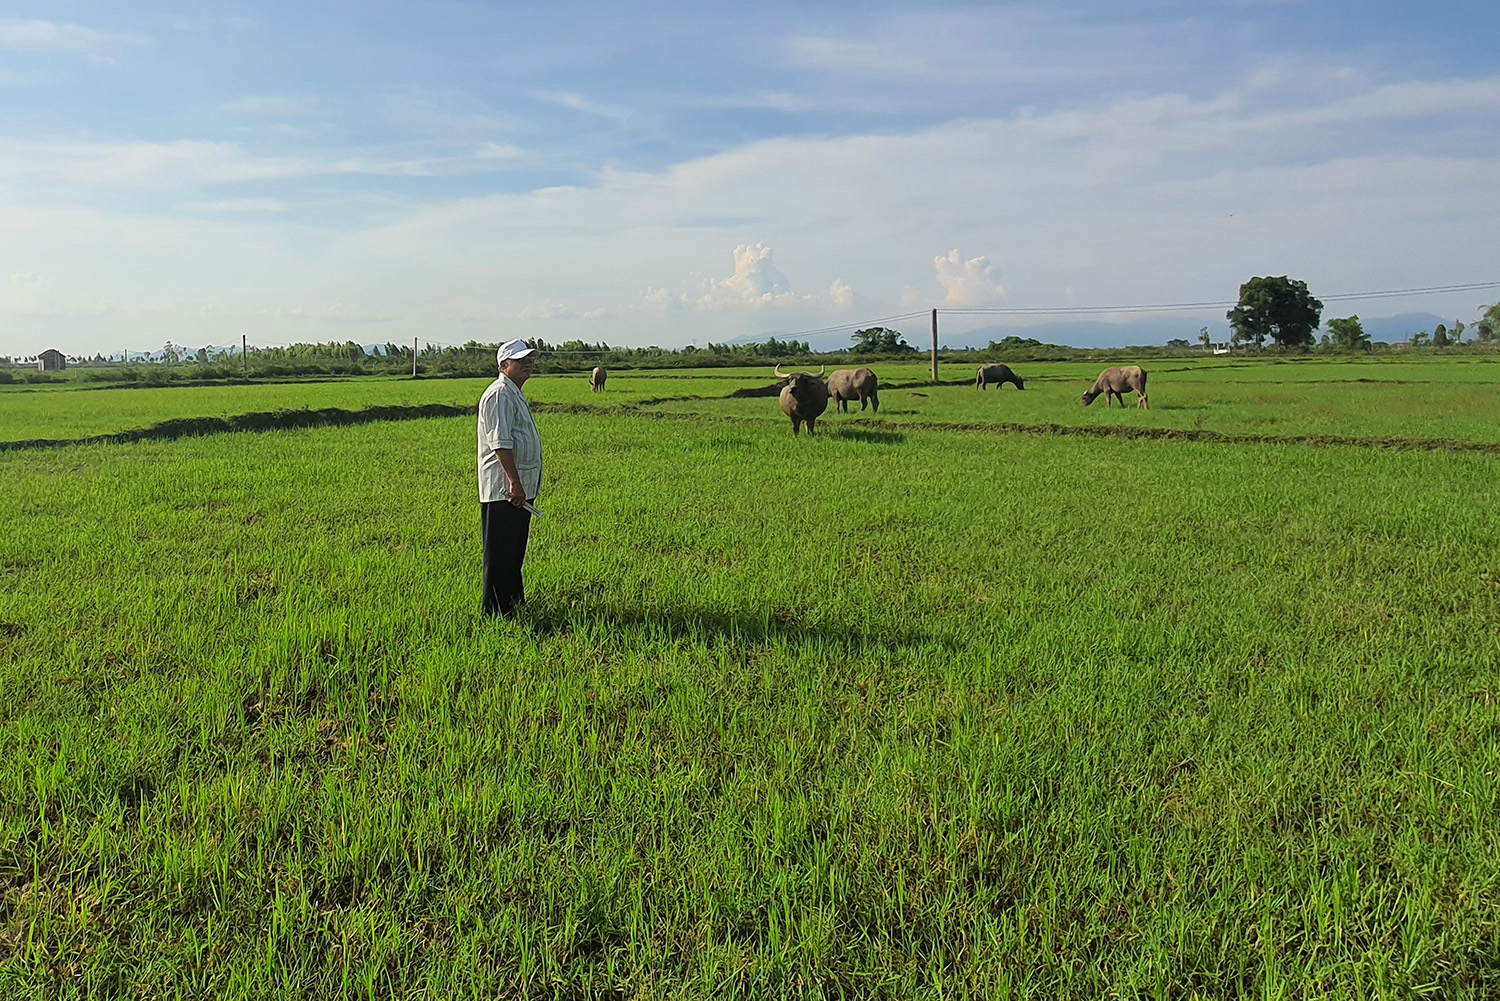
(589, 366, 607, 392)
(1081, 365, 1148, 409)
(975, 363, 1025, 390)
(775, 364, 828, 435)
(826, 367, 879, 413)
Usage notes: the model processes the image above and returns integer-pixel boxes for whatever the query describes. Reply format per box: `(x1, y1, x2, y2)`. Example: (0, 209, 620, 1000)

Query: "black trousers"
(481, 500, 532, 617)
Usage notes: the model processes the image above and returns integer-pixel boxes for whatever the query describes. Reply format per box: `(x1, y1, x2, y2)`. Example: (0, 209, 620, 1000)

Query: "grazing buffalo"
(826, 367, 880, 413)
(1081, 365, 1148, 409)
(775, 364, 828, 435)
(976, 363, 1025, 390)
(589, 366, 607, 392)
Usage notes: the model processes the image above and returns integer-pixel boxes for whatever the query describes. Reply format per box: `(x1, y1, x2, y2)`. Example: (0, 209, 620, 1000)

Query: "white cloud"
(787, 36, 896, 74)
(199, 300, 395, 323)
(935, 250, 1004, 306)
(3, 65, 1498, 354)
(533, 91, 630, 120)
(3, 272, 52, 314)
(168, 16, 256, 36)
(680, 244, 816, 312)
(0, 138, 530, 189)
(0, 18, 147, 57)
(708, 243, 791, 303)
(182, 198, 289, 213)
(222, 95, 318, 116)
(520, 299, 605, 320)
(640, 287, 676, 310)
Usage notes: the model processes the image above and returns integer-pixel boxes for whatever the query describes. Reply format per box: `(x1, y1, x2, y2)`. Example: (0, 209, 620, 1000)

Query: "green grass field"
(2, 358, 1498, 997)
(6, 357, 1500, 445)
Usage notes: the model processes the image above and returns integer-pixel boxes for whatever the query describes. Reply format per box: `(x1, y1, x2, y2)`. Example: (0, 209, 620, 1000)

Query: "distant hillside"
(1354, 314, 1452, 343)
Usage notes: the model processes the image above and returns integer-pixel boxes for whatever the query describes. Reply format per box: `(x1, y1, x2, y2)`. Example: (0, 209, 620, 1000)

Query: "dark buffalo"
(589, 366, 607, 392)
(826, 367, 879, 413)
(1081, 365, 1148, 409)
(775, 364, 828, 435)
(976, 363, 1025, 390)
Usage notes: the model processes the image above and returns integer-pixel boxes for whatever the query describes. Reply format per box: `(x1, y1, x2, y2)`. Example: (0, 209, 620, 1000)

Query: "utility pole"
(412, 337, 418, 378)
(931, 308, 939, 382)
(242, 333, 248, 377)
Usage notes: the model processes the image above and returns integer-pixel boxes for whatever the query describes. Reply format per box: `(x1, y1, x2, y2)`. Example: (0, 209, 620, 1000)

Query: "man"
(478, 339, 544, 617)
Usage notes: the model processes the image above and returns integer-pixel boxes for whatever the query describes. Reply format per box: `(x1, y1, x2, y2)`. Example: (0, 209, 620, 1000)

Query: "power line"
(774, 310, 932, 339)
(1319, 281, 1500, 302)
(944, 301, 1234, 315)
(941, 281, 1500, 316)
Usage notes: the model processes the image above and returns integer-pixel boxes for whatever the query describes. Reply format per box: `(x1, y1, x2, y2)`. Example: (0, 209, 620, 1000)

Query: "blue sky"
(2, 1, 1497, 355)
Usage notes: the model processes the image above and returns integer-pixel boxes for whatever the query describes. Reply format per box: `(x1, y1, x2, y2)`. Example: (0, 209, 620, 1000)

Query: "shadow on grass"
(0, 403, 476, 452)
(515, 596, 955, 654)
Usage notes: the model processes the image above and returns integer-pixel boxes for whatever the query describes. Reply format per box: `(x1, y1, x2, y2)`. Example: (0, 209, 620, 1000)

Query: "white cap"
(496, 338, 537, 366)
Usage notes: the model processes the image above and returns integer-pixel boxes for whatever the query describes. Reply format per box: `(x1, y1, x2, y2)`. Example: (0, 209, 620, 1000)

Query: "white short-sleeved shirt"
(477, 374, 544, 503)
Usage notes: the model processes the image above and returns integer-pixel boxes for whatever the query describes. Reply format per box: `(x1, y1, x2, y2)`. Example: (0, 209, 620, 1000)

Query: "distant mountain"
(1352, 313, 1449, 343)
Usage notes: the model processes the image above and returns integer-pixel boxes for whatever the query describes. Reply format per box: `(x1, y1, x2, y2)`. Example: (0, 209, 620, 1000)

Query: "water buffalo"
(774, 364, 828, 435)
(589, 366, 607, 392)
(826, 367, 879, 413)
(976, 363, 1025, 390)
(1081, 365, 1148, 409)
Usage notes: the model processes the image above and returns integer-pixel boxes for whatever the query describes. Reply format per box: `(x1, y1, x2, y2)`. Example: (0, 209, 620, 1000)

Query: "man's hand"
(495, 448, 525, 507)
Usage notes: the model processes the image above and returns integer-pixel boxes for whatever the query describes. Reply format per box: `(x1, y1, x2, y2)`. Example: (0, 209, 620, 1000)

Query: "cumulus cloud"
(640, 287, 676, 310)
(718, 243, 790, 298)
(629, 246, 825, 313)
(694, 243, 801, 310)
(934, 249, 1004, 306)
(7, 59, 1499, 354)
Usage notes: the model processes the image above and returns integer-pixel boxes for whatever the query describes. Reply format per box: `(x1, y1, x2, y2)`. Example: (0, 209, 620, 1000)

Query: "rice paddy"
(1, 357, 1497, 998)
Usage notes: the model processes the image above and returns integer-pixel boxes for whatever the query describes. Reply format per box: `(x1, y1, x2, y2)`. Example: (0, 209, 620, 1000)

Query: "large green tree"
(851, 327, 915, 354)
(1326, 315, 1370, 351)
(1226, 276, 1323, 350)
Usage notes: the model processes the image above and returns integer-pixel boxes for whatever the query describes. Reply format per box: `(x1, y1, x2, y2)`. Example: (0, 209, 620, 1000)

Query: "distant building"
(37, 349, 66, 372)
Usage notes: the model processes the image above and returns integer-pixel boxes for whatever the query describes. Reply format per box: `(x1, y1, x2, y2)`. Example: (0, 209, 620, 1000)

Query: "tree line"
(8, 284, 1499, 385)
(1225, 276, 1500, 351)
